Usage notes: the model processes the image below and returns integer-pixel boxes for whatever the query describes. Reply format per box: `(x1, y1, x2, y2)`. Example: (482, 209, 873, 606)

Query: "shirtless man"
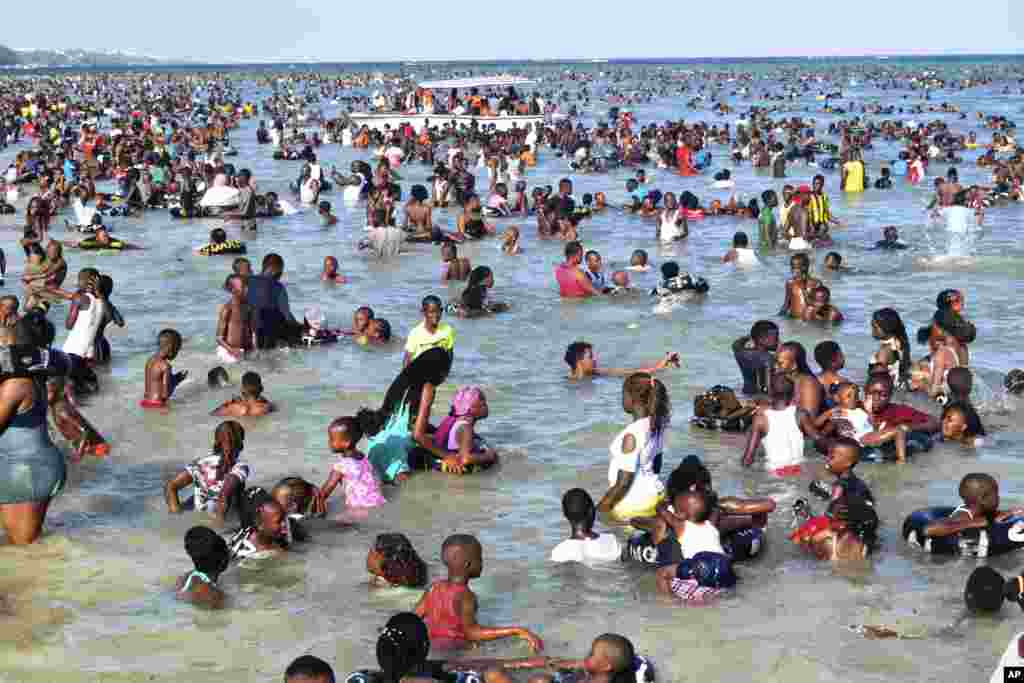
(774, 341, 825, 440)
(216, 274, 256, 364)
(780, 253, 821, 319)
(402, 185, 434, 240)
(938, 168, 962, 207)
(141, 329, 187, 408)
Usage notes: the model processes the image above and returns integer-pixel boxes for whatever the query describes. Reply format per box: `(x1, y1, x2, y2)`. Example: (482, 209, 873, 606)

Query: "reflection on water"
(1, 61, 1024, 682)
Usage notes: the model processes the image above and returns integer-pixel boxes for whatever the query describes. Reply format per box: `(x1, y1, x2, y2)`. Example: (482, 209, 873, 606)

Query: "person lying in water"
(63, 226, 143, 251)
(564, 340, 680, 380)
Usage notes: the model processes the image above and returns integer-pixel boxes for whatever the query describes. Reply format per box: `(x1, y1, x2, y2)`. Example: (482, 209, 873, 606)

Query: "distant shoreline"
(1, 53, 1022, 74)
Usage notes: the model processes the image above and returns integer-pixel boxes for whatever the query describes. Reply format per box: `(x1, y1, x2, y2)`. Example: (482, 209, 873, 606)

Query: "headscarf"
(450, 386, 482, 417)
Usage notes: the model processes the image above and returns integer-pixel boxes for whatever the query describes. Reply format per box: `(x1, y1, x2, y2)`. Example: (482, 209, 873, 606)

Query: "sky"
(4, 0, 1022, 63)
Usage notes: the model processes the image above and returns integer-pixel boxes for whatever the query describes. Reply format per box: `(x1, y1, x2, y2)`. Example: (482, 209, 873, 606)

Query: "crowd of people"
(1, 62, 1024, 681)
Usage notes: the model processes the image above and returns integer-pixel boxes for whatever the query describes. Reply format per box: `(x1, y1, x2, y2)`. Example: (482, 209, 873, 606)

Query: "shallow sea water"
(2, 61, 1024, 682)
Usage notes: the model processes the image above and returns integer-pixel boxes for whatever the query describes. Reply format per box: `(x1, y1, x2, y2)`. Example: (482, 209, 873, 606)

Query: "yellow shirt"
(404, 322, 455, 361)
(843, 161, 865, 192)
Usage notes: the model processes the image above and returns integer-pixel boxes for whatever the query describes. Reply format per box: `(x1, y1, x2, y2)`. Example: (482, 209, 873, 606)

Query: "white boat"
(348, 76, 544, 133)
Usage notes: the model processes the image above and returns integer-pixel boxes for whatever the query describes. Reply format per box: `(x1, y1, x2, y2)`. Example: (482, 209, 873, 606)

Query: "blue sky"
(5, 0, 1021, 63)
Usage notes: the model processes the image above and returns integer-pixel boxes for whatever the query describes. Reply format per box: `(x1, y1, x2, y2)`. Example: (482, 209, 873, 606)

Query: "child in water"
(800, 285, 844, 323)
(314, 416, 386, 519)
(141, 328, 187, 408)
(940, 401, 986, 447)
(175, 526, 230, 609)
(47, 376, 108, 461)
(551, 488, 621, 564)
(500, 226, 521, 255)
(814, 382, 908, 462)
(320, 255, 347, 283)
(164, 421, 249, 521)
(923, 473, 1024, 543)
(741, 374, 805, 475)
(211, 371, 275, 417)
(431, 386, 499, 474)
(366, 533, 428, 588)
(414, 534, 544, 652)
(318, 200, 338, 226)
(655, 490, 736, 596)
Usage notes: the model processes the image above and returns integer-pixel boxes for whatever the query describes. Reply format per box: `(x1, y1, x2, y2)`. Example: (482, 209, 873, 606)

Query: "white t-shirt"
(550, 534, 621, 564)
(608, 417, 665, 518)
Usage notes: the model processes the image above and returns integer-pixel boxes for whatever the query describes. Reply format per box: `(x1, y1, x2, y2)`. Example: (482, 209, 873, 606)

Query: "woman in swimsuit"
(870, 308, 911, 390)
(0, 313, 66, 544)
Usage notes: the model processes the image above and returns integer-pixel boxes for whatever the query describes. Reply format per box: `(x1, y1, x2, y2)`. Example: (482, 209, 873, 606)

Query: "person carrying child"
(654, 490, 736, 601)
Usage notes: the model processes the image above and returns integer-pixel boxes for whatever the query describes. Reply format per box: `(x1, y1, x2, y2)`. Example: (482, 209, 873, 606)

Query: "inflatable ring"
(622, 527, 763, 565)
(903, 506, 1024, 557)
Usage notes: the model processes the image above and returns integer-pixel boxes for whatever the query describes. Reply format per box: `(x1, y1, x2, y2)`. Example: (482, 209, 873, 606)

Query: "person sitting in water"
(413, 534, 543, 652)
(366, 533, 428, 588)
(823, 252, 849, 272)
(551, 488, 621, 564)
(320, 255, 348, 283)
(814, 382, 909, 462)
(564, 340, 680, 380)
(721, 231, 758, 265)
(211, 371, 275, 417)
(873, 226, 907, 250)
(165, 421, 249, 520)
(431, 386, 499, 474)
(228, 488, 291, 561)
(815, 341, 850, 402)
(940, 401, 986, 448)
(922, 473, 1024, 543)
(175, 526, 230, 609)
(654, 490, 737, 593)
(456, 195, 496, 239)
(141, 328, 187, 409)
(793, 497, 879, 561)
(555, 241, 600, 298)
(270, 477, 318, 523)
(800, 285, 844, 324)
(196, 228, 246, 256)
(440, 242, 471, 282)
(741, 374, 805, 475)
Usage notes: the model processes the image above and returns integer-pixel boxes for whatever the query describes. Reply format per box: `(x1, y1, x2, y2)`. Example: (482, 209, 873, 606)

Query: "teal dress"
(366, 404, 413, 482)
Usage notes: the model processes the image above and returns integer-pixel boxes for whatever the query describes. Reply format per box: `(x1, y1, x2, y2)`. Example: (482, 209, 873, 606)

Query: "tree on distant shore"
(0, 45, 18, 65)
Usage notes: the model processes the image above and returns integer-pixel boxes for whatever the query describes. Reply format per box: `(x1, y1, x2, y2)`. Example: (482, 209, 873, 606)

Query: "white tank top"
(734, 248, 758, 265)
(62, 293, 107, 359)
(680, 520, 725, 559)
(762, 405, 805, 470)
(658, 209, 684, 242)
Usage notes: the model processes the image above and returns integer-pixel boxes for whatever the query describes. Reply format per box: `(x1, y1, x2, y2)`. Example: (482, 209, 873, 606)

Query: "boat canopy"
(417, 76, 535, 90)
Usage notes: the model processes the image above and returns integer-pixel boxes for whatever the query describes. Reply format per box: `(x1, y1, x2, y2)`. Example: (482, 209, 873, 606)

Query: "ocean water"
(2, 59, 1024, 682)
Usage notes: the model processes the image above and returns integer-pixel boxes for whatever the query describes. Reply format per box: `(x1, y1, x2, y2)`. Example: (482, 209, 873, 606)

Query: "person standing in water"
(62, 268, 107, 362)
(555, 241, 599, 298)
(0, 314, 67, 544)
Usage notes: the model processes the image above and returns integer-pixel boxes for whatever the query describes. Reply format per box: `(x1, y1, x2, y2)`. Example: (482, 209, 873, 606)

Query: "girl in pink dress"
(314, 416, 385, 521)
